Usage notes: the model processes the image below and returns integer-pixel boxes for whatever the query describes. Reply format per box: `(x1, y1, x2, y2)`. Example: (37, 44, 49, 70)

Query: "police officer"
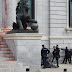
(41, 45, 50, 68)
(55, 45, 60, 67)
(52, 46, 56, 63)
(68, 50, 71, 63)
(61, 47, 70, 64)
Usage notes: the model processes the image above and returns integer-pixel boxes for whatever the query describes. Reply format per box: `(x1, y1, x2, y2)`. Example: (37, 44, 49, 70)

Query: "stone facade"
(0, 0, 72, 63)
(0, 0, 17, 28)
(0, 0, 2, 28)
(50, 0, 67, 36)
(50, 0, 72, 63)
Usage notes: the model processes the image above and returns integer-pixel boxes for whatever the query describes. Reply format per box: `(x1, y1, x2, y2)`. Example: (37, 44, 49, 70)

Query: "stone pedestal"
(2, 33, 43, 72)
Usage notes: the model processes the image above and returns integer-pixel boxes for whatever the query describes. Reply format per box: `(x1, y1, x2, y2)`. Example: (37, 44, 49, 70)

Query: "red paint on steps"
(7, 60, 16, 61)
(0, 53, 13, 54)
(0, 44, 7, 45)
(0, 50, 11, 51)
(0, 37, 16, 61)
(0, 47, 9, 48)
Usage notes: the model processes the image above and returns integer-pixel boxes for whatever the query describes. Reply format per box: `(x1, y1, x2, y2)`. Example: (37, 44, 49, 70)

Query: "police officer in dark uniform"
(41, 45, 50, 68)
(61, 47, 70, 64)
(68, 50, 71, 63)
(55, 45, 60, 67)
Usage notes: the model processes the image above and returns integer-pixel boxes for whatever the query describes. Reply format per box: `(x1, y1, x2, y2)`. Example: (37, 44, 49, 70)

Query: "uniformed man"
(67, 50, 71, 63)
(41, 45, 50, 68)
(61, 47, 70, 64)
(55, 45, 60, 67)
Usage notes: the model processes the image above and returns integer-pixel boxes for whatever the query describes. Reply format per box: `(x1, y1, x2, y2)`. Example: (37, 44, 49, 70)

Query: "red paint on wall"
(5, 0, 7, 15)
(4, 0, 7, 27)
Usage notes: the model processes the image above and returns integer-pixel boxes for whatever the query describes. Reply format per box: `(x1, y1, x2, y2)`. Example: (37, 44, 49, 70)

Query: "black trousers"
(69, 56, 71, 63)
(63, 55, 70, 64)
(56, 57, 59, 66)
(63, 56, 71, 64)
(42, 55, 47, 68)
(63, 56, 66, 63)
(65, 58, 69, 63)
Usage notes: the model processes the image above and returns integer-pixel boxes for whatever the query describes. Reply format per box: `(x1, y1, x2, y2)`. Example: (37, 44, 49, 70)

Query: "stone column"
(0, 0, 2, 28)
(7, 0, 17, 28)
(2, 0, 17, 28)
(36, 0, 50, 47)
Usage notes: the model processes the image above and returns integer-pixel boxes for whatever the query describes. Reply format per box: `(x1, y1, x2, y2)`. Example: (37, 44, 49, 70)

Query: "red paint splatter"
(5, 0, 7, 15)
(4, 0, 7, 27)
(4, 26, 7, 29)
(3, 31, 7, 33)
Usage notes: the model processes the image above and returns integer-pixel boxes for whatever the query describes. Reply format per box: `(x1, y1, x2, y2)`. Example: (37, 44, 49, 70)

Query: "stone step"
(0, 37, 3, 39)
(0, 57, 15, 61)
(0, 45, 8, 48)
(0, 49, 11, 51)
(0, 37, 16, 61)
(0, 46, 8, 48)
(0, 53, 13, 57)
(7, 57, 15, 60)
(0, 61, 19, 64)
(0, 51, 11, 54)
(0, 58, 8, 61)
(0, 48, 10, 51)
(0, 39, 4, 42)
(0, 42, 6, 45)
(5, 59, 15, 61)
(0, 57, 14, 61)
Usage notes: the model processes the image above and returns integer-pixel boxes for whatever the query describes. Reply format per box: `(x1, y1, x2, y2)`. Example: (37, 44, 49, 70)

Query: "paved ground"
(40, 64, 72, 72)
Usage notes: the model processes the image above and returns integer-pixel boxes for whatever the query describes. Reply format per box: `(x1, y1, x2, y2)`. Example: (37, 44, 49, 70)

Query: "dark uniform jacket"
(55, 48, 60, 58)
(52, 49, 56, 58)
(61, 48, 69, 58)
(41, 48, 50, 59)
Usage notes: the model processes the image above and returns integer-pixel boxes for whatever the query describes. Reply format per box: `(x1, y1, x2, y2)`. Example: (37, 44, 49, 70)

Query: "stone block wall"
(50, 0, 72, 36)
(50, 0, 72, 63)
(1, 0, 72, 64)
(36, 0, 50, 36)
(50, 0, 68, 36)
(5, 38, 42, 72)
(6, 0, 17, 28)
(1, 0, 17, 28)
(41, 40, 50, 49)
(0, 0, 2, 28)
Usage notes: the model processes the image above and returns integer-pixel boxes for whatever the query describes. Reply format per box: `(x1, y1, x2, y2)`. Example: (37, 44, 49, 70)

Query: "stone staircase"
(0, 37, 26, 72)
(0, 37, 15, 61)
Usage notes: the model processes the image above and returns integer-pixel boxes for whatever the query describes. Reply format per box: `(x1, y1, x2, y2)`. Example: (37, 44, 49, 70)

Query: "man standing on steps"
(41, 45, 50, 68)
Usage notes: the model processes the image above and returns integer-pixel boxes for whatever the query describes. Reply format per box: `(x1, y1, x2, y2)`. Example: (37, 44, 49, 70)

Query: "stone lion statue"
(13, 0, 38, 30)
